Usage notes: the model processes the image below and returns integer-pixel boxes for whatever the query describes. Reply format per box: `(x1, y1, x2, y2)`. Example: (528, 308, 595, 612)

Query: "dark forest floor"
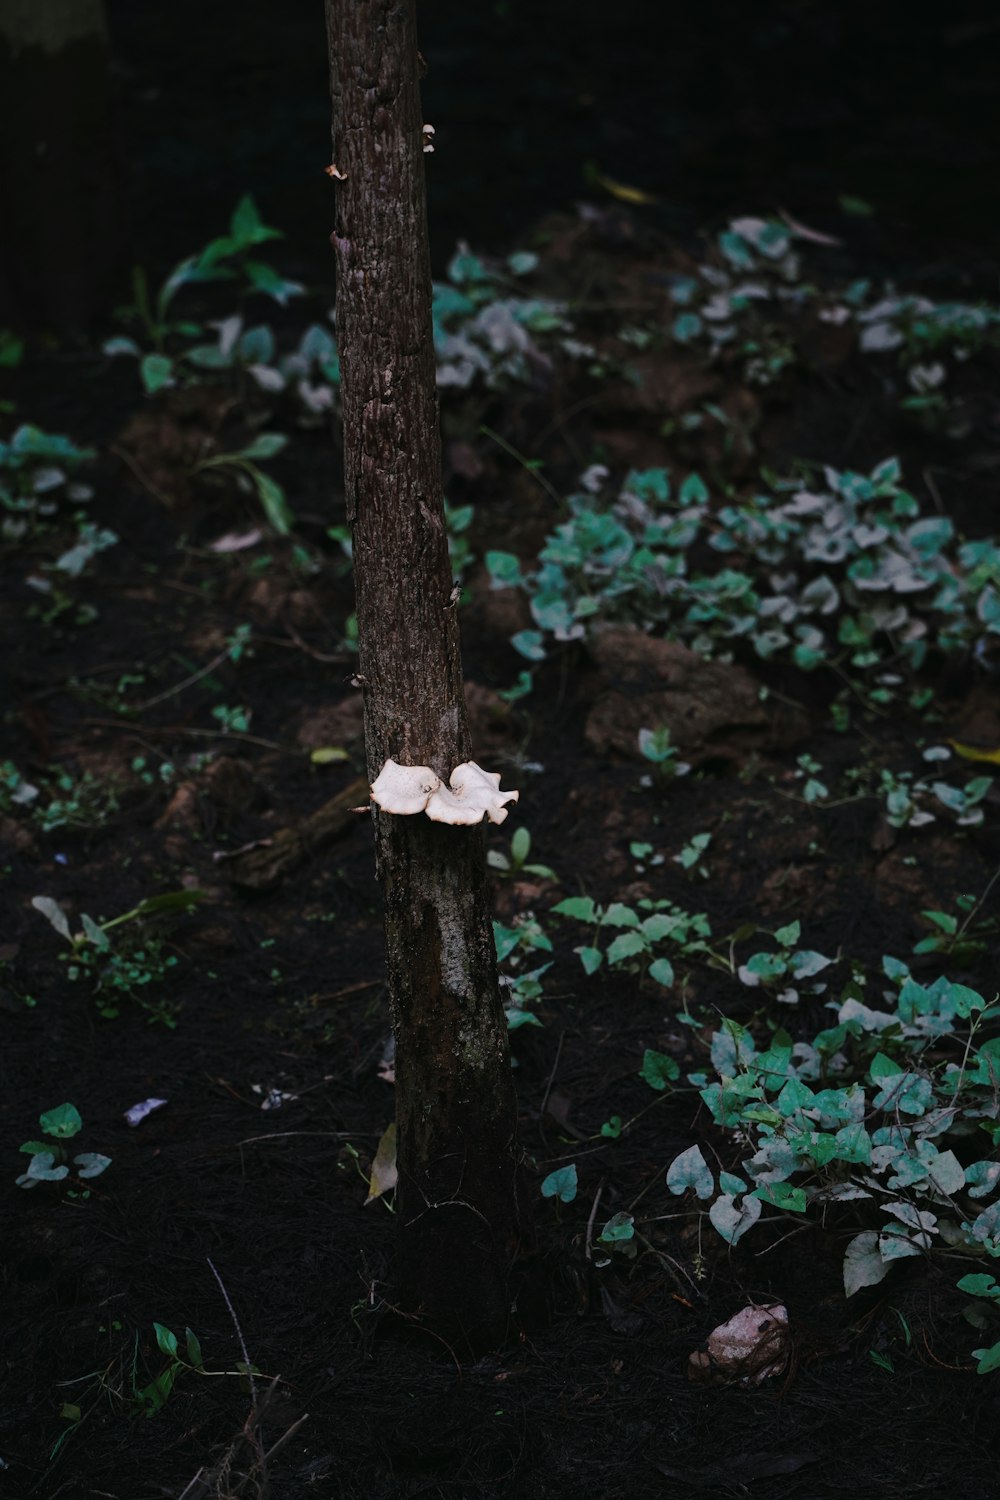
(5, 6, 1000, 1496)
(4, 197, 1000, 1498)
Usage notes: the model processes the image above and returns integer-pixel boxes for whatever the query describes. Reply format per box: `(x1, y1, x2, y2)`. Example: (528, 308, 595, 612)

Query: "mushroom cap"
(425, 760, 519, 825)
(370, 759, 441, 815)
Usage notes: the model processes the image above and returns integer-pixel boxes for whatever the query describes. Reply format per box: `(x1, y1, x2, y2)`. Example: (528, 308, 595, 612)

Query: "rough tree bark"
(0, 0, 124, 331)
(325, 0, 524, 1346)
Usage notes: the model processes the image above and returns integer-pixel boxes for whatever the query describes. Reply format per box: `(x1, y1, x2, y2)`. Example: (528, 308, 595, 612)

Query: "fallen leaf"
(365, 1122, 397, 1204)
(123, 1098, 168, 1128)
(591, 170, 659, 206)
(778, 209, 842, 246)
(210, 529, 262, 553)
(310, 746, 350, 765)
(948, 738, 1000, 766)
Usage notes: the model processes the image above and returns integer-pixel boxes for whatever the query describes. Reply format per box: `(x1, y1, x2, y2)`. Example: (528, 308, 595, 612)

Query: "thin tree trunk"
(325, 0, 524, 1347)
(0, 0, 124, 331)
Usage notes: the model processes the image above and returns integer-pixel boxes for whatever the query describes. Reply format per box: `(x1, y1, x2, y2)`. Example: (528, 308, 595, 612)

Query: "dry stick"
(537, 1028, 566, 1147)
(110, 441, 177, 508)
(279, 616, 345, 664)
(79, 717, 290, 753)
(584, 1176, 606, 1261)
(130, 647, 232, 714)
(260, 1412, 310, 1466)
(207, 1257, 263, 1472)
(175, 1469, 208, 1500)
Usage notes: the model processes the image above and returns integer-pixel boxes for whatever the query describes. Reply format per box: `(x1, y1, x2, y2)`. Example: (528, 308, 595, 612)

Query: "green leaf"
(958, 1274, 1000, 1302)
(154, 1323, 179, 1358)
(229, 194, 282, 248)
(242, 260, 304, 305)
(843, 1231, 891, 1297)
(575, 946, 603, 975)
(647, 957, 675, 988)
(743, 951, 788, 981)
(640, 1049, 679, 1091)
(966, 1161, 1000, 1199)
(552, 896, 596, 922)
(540, 1164, 578, 1203)
(600, 1116, 623, 1139)
(185, 1327, 204, 1368)
(74, 1152, 112, 1179)
(506, 1007, 542, 1030)
(666, 1144, 714, 1199)
(832, 1123, 872, 1165)
(709, 1192, 761, 1245)
(253, 471, 294, 535)
(239, 432, 288, 461)
(751, 1181, 807, 1213)
(598, 1211, 635, 1243)
(31, 896, 72, 943)
(790, 950, 832, 979)
(602, 903, 640, 928)
(485, 550, 524, 586)
(80, 913, 110, 949)
(133, 890, 205, 918)
(138, 1363, 177, 1417)
(509, 827, 531, 865)
(607, 931, 647, 965)
(870, 1052, 903, 1081)
(0, 328, 25, 368)
(40, 1103, 82, 1139)
(140, 353, 174, 395)
(511, 629, 546, 662)
(776, 1078, 814, 1117)
(774, 920, 801, 946)
(18, 1152, 70, 1185)
(493, 922, 520, 963)
(679, 472, 709, 506)
(973, 1340, 1000, 1375)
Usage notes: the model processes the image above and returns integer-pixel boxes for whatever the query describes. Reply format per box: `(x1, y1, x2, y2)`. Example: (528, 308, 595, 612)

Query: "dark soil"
(4, 6, 1000, 1498)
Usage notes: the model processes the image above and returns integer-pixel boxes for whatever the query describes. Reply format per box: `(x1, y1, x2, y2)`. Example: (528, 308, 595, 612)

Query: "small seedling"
(487, 826, 557, 880)
(16, 1103, 110, 1190)
(674, 831, 712, 876)
(32, 889, 204, 1024)
(638, 726, 690, 780)
(193, 433, 294, 535)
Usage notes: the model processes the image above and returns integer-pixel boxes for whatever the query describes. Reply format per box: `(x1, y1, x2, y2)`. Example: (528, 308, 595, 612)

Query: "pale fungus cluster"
(370, 758, 518, 825)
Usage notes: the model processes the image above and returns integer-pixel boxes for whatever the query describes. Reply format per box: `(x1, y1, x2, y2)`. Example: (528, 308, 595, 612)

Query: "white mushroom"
(368, 757, 519, 825)
(370, 759, 440, 815)
(425, 761, 519, 826)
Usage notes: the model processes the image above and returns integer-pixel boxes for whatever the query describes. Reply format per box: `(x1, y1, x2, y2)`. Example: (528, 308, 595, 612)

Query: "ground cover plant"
(4, 56, 1000, 1500)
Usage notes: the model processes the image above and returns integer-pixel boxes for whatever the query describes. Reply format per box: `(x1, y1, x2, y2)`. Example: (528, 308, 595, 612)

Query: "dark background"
(105, 0, 1000, 282)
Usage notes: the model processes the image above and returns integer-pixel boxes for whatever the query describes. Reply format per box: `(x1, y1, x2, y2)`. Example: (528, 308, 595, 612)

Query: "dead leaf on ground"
(364, 1122, 397, 1205)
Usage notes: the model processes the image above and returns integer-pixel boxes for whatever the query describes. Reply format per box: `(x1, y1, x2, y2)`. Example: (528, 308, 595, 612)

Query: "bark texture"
(326, 0, 523, 1346)
(0, 0, 124, 331)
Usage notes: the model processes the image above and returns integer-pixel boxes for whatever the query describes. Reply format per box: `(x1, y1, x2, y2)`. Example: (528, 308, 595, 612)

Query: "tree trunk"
(325, 0, 524, 1347)
(0, 0, 124, 332)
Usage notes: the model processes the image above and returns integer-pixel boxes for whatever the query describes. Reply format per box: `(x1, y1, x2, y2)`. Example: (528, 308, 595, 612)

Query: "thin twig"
(584, 1177, 606, 1260)
(261, 1412, 310, 1464)
(175, 1469, 208, 1500)
(110, 442, 177, 508)
(280, 617, 345, 664)
(79, 717, 291, 753)
(207, 1259, 259, 1418)
(131, 648, 231, 714)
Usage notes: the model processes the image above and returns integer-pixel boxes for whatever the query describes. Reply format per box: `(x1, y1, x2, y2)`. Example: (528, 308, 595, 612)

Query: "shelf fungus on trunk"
(370, 758, 518, 825)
